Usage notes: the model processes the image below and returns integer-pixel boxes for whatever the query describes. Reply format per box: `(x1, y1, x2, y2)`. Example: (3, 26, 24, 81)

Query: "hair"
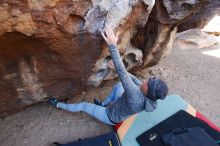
(147, 77, 168, 101)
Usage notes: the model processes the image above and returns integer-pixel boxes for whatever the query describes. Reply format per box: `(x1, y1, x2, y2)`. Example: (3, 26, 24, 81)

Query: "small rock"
(11, 9, 22, 17)
(158, 67, 163, 71)
(54, 9, 59, 14)
(3, 3, 8, 7)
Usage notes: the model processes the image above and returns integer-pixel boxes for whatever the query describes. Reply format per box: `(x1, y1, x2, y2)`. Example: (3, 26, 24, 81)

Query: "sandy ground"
(0, 38, 220, 146)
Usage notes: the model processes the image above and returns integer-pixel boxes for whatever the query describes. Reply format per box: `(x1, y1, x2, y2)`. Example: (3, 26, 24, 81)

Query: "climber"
(48, 25, 168, 125)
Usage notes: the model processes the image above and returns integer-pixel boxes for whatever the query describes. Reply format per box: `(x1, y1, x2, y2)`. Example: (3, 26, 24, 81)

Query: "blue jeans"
(57, 82, 124, 125)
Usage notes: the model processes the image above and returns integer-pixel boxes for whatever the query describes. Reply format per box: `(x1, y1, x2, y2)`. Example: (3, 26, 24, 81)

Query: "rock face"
(0, 0, 214, 116)
(173, 29, 219, 50)
(178, 0, 220, 32)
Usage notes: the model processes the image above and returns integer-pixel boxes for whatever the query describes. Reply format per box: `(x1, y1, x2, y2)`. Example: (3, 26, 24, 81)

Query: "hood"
(144, 97, 158, 112)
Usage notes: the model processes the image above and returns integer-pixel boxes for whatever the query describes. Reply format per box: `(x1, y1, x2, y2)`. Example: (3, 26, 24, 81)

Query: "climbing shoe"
(93, 98, 104, 106)
(48, 97, 59, 107)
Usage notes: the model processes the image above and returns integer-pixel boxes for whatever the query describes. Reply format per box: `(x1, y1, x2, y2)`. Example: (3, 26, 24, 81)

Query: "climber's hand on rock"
(101, 25, 119, 46)
(107, 60, 115, 70)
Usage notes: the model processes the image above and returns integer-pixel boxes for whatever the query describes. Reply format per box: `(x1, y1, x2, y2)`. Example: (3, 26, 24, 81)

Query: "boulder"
(131, 0, 208, 67)
(173, 29, 219, 50)
(178, 0, 220, 32)
(0, 0, 154, 117)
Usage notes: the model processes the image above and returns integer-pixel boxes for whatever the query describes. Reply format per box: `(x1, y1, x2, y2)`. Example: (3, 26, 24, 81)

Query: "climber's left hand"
(101, 25, 119, 46)
(107, 60, 115, 70)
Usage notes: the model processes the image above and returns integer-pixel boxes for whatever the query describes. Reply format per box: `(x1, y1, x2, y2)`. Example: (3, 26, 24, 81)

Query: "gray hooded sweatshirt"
(106, 45, 157, 123)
